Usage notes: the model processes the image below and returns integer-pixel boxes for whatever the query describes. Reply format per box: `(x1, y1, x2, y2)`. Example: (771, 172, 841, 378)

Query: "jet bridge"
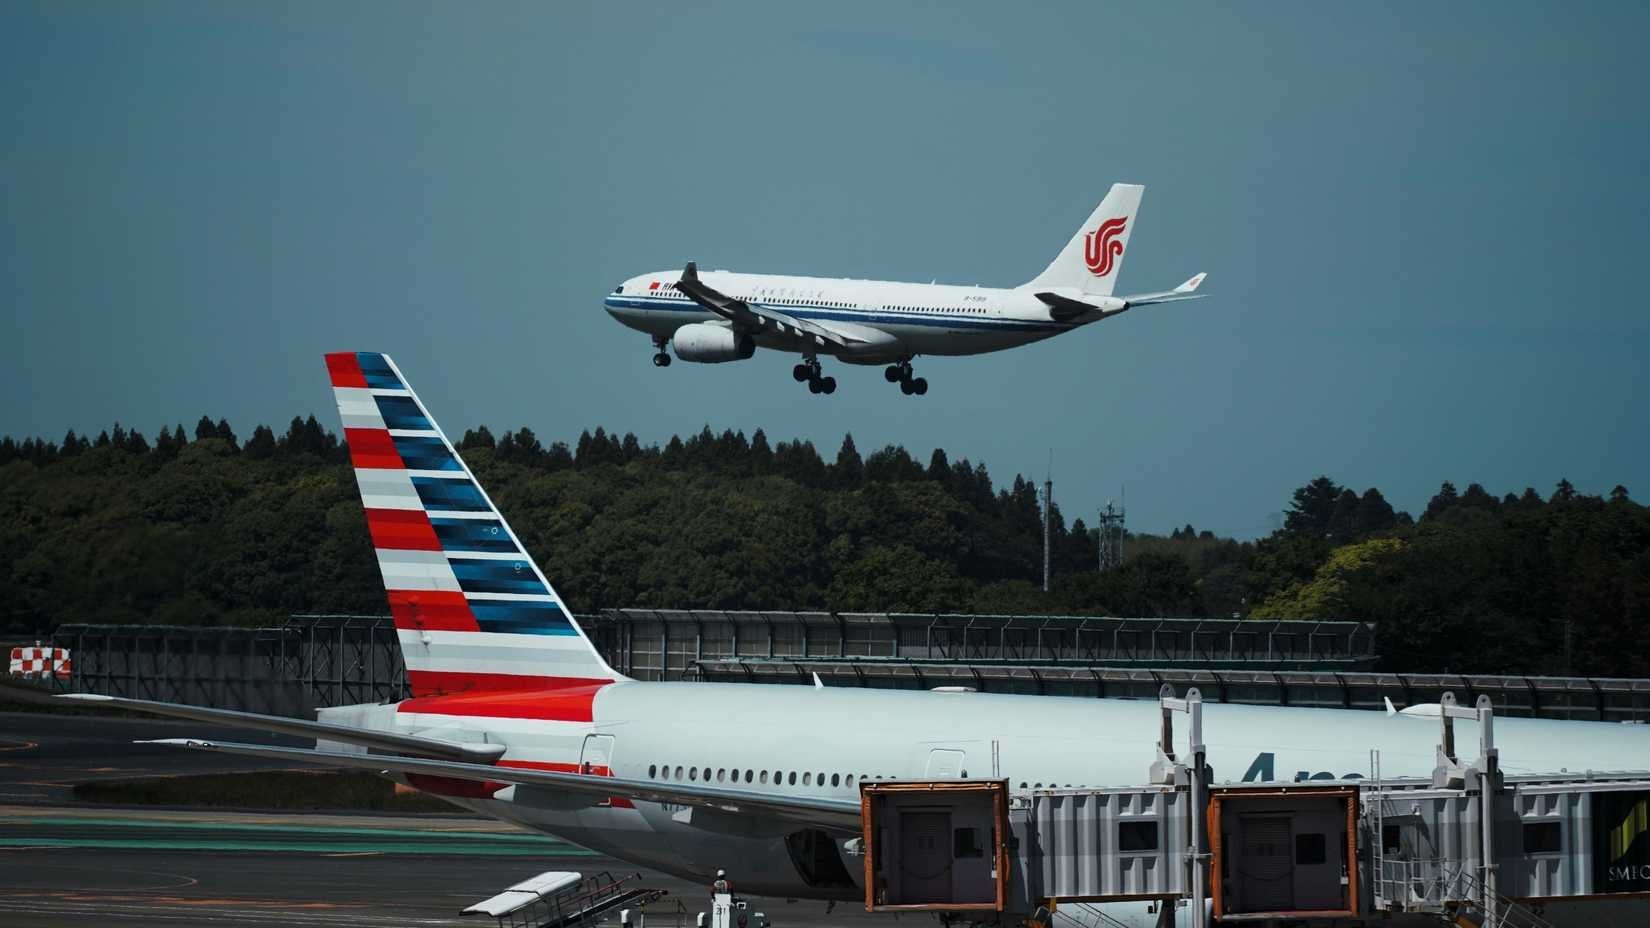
(860, 687, 1650, 928)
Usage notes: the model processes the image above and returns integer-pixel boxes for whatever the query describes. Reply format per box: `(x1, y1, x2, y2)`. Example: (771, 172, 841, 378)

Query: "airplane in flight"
(63, 352, 1649, 927)
(603, 183, 1206, 396)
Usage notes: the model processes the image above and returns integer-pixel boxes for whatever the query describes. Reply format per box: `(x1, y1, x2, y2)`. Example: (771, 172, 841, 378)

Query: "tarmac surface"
(0, 709, 881, 927)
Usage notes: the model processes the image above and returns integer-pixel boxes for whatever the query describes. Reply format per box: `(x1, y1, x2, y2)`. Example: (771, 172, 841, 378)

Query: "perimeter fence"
(38, 610, 1650, 723)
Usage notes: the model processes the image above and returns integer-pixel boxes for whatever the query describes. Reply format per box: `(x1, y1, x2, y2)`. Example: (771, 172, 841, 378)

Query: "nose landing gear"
(884, 359, 928, 396)
(795, 357, 836, 396)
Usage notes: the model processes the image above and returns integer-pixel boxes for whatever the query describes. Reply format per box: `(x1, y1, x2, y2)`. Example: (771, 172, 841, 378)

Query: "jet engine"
(672, 323, 755, 363)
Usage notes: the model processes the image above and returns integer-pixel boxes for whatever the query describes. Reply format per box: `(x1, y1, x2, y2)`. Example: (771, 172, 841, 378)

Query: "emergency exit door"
(580, 734, 615, 774)
(925, 749, 966, 779)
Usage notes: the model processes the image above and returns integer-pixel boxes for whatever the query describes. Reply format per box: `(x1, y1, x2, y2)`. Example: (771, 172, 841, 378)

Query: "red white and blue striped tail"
(325, 352, 622, 697)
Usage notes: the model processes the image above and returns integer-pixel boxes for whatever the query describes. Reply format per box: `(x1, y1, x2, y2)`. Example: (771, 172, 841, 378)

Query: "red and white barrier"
(8, 646, 72, 680)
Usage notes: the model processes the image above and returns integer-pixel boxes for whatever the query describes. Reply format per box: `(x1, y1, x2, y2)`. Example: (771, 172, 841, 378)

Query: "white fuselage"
(604, 270, 1078, 363)
(384, 681, 1650, 905)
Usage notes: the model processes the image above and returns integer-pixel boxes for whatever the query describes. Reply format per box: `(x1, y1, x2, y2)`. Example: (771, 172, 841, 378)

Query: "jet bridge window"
(1119, 821, 1159, 851)
(1524, 821, 1562, 853)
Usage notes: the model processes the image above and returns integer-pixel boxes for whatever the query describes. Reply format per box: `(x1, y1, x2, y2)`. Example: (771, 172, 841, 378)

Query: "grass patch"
(73, 770, 459, 814)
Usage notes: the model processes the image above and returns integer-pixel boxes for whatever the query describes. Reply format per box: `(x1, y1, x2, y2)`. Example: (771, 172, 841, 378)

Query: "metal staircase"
(464, 871, 666, 928)
(1438, 866, 1557, 928)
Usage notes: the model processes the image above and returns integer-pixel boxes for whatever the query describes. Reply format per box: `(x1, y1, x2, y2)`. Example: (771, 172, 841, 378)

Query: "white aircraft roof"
(461, 871, 581, 917)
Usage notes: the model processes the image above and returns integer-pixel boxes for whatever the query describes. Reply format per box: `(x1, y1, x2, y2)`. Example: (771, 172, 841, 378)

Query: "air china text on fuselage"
(604, 183, 1206, 396)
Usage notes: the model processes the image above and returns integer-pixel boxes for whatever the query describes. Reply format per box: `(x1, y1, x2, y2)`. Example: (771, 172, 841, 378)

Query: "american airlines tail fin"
(1020, 183, 1144, 297)
(325, 352, 623, 697)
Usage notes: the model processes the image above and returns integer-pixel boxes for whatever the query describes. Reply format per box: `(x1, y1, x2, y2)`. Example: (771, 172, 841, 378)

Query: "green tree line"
(2, 419, 1646, 676)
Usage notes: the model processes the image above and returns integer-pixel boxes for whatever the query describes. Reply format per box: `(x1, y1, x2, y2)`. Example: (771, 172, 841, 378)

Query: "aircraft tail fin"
(324, 352, 623, 697)
(1020, 183, 1144, 297)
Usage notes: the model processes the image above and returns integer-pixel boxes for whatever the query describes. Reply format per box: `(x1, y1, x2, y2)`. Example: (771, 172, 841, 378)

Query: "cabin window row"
(646, 764, 915, 789)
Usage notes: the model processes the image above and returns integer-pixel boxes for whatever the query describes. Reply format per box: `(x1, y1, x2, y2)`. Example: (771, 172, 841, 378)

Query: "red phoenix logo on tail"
(1084, 217, 1127, 277)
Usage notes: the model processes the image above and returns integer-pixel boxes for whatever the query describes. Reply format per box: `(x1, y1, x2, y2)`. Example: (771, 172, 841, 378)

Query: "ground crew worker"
(711, 869, 732, 896)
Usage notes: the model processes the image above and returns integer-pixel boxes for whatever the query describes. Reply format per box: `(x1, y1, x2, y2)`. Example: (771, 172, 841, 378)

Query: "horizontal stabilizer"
(60, 693, 505, 762)
(1117, 272, 1209, 307)
(1033, 291, 1123, 321)
(143, 737, 863, 834)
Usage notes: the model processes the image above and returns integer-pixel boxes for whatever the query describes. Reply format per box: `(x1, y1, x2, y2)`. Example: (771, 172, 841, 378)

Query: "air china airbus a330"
(604, 183, 1206, 396)
(63, 353, 1648, 928)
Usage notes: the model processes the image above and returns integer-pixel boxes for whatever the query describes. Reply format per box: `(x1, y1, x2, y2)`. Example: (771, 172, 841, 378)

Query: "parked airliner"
(65, 353, 1648, 928)
(604, 184, 1206, 396)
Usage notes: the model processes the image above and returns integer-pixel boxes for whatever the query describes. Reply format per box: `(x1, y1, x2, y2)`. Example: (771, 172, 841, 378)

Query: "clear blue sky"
(3, 1, 1646, 538)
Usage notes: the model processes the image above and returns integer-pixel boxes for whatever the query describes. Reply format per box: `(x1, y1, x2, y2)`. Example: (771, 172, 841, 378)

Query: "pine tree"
(244, 424, 277, 459)
(749, 429, 773, 473)
(195, 416, 217, 442)
(214, 419, 239, 449)
(574, 429, 594, 466)
(1551, 479, 1577, 504)
(459, 426, 496, 450)
(545, 441, 573, 469)
(126, 428, 149, 454)
(513, 427, 544, 464)
(1353, 487, 1397, 536)
(1459, 483, 1500, 512)
(1424, 481, 1459, 519)
(1609, 485, 1630, 503)
(833, 434, 864, 487)
(927, 448, 952, 484)
(60, 429, 84, 456)
(1328, 489, 1359, 541)
(1284, 476, 1343, 537)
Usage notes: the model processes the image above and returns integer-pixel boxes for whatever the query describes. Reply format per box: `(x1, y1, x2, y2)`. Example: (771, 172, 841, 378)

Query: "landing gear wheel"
(820, 376, 837, 395)
(884, 365, 902, 383)
(808, 378, 823, 394)
(900, 379, 915, 395)
(793, 364, 812, 383)
(652, 352, 672, 368)
(912, 377, 928, 396)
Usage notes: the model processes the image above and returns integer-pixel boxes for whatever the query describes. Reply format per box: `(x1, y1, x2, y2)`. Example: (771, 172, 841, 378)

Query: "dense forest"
(2, 417, 1647, 677)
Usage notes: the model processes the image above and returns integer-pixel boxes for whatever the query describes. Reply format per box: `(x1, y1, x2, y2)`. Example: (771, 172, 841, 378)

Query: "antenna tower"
(1097, 488, 1126, 570)
(1042, 451, 1053, 593)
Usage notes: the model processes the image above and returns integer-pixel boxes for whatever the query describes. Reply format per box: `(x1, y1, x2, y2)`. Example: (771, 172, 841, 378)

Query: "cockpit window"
(613, 285, 623, 293)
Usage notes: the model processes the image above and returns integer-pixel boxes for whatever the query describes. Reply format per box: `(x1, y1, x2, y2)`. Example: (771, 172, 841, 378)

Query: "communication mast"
(1042, 453, 1053, 593)
(1097, 489, 1126, 570)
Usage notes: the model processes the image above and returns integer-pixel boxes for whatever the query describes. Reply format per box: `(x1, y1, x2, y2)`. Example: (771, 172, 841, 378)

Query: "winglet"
(1384, 696, 1398, 716)
(1174, 272, 1207, 294)
(681, 261, 699, 283)
(812, 672, 825, 690)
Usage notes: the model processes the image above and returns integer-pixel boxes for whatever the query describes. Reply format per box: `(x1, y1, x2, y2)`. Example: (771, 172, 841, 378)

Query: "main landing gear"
(651, 335, 672, 368)
(792, 357, 836, 395)
(884, 359, 928, 396)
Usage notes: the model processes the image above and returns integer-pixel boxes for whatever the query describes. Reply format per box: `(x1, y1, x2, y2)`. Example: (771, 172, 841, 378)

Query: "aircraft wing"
(676, 262, 863, 348)
(56, 693, 506, 762)
(1116, 272, 1208, 307)
(143, 738, 864, 834)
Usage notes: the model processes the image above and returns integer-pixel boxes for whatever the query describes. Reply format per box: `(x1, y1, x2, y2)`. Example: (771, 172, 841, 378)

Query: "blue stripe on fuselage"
(602, 296, 1066, 333)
